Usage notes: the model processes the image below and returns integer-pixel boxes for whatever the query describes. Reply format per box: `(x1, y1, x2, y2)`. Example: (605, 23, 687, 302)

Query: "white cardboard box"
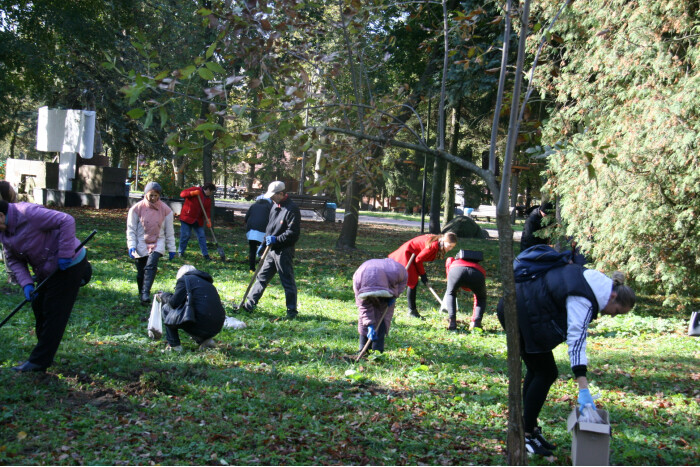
(567, 408, 611, 465)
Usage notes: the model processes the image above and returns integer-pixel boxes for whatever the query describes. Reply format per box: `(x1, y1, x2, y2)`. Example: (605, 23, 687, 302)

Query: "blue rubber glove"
(265, 235, 277, 246)
(578, 388, 596, 414)
(128, 248, 136, 259)
(367, 324, 378, 341)
(420, 274, 429, 285)
(57, 258, 72, 270)
(169, 252, 176, 260)
(256, 243, 265, 257)
(23, 284, 35, 302)
(386, 297, 396, 307)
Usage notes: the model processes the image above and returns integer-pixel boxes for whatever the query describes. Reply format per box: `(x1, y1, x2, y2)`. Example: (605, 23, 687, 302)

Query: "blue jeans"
(179, 221, 208, 256)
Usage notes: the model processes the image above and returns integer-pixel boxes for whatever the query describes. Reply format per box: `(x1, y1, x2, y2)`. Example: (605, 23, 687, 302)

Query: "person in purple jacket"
(353, 258, 408, 353)
(0, 200, 90, 373)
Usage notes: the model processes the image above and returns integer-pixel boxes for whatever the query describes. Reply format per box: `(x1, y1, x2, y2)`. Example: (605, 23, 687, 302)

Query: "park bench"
(469, 204, 514, 222)
(287, 194, 333, 221)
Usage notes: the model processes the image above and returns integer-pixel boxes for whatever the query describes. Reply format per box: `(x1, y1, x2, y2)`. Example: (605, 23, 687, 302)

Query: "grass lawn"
(0, 207, 697, 465)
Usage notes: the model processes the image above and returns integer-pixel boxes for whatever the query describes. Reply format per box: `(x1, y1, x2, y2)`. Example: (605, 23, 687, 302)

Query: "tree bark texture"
(429, 155, 443, 234)
(443, 105, 461, 223)
(496, 0, 530, 463)
(336, 176, 360, 249)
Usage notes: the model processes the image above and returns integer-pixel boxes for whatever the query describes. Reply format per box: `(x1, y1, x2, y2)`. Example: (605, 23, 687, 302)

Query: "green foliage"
(0, 207, 697, 465)
(534, 0, 700, 309)
(139, 160, 177, 198)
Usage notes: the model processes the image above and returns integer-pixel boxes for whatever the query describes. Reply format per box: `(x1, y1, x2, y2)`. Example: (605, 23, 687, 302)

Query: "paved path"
(215, 200, 520, 241)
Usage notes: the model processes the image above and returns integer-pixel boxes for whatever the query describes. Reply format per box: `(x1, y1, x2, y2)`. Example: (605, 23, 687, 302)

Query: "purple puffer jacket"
(353, 258, 408, 335)
(0, 203, 81, 287)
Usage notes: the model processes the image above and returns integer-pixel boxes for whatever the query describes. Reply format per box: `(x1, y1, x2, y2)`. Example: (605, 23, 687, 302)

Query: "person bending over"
(353, 258, 408, 353)
(0, 200, 91, 372)
(497, 265, 635, 456)
(388, 232, 457, 318)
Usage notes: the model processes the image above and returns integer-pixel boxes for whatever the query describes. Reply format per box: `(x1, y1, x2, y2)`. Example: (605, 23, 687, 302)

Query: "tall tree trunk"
(429, 0, 451, 235)
(246, 163, 256, 190)
(443, 104, 461, 223)
(495, 0, 529, 464)
(170, 133, 186, 187)
(443, 160, 453, 222)
(336, 176, 360, 249)
(199, 100, 215, 184)
(429, 155, 443, 234)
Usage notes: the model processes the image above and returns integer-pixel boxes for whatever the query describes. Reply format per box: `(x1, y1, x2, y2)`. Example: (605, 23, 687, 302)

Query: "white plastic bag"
(147, 297, 163, 339)
(223, 316, 247, 330)
(579, 404, 605, 424)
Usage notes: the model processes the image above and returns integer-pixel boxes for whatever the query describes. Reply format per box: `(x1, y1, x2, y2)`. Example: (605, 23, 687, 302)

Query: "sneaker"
(525, 433, 553, 457)
(199, 338, 216, 350)
(166, 345, 183, 352)
(469, 319, 482, 331)
(177, 252, 185, 258)
(447, 318, 457, 331)
(203, 255, 212, 261)
(533, 426, 557, 451)
(286, 309, 298, 320)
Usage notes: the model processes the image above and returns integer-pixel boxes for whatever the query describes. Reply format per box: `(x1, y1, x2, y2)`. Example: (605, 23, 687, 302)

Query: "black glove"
(420, 274, 428, 285)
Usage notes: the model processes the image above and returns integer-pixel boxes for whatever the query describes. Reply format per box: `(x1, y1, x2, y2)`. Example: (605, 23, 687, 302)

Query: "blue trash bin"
(324, 202, 337, 222)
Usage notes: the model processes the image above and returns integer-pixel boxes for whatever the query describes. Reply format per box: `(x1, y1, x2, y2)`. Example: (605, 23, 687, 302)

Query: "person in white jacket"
(127, 181, 176, 305)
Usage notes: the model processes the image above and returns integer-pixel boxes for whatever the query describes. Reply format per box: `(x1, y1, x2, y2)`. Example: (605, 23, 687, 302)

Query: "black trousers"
(160, 293, 215, 347)
(496, 299, 559, 434)
(522, 350, 559, 433)
(136, 252, 161, 294)
(248, 240, 262, 271)
(244, 247, 297, 313)
(28, 256, 88, 368)
(444, 266, 487, 322)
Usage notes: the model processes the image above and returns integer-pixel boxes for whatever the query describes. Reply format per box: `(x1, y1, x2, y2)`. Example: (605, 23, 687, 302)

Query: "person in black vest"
(520, 202, 553, 252)
(442, 251, 487, 331)
(157, 265, 225, 351)
(497, 265, 635, 456)
(239, 181, 301, 319)
(244, 195, 272, 272)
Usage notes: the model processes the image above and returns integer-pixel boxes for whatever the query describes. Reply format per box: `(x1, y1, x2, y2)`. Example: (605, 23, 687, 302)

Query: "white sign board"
(36, 106, 96, 159)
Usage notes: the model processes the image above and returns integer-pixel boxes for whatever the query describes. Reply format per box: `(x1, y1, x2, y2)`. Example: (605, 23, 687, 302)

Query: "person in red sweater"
(388, 232, 457, 318)
(443, 251, 487, 331)
(178, 182, 216, 260)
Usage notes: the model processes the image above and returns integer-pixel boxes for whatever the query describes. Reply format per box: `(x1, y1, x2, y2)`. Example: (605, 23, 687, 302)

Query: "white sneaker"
(167, 345, 183, 352)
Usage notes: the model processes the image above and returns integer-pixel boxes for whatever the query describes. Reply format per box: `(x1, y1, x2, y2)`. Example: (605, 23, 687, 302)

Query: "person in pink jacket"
(0, 201, 91, 372)
(353, 258, 408, 353)
(127, 182, 176, 305)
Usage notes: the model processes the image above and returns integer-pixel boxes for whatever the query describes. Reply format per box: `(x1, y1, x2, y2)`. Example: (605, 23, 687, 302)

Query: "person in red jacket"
(178, 182, 216, 260)
(443, 251, 487, 331)
(388, 232, 457, 318)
